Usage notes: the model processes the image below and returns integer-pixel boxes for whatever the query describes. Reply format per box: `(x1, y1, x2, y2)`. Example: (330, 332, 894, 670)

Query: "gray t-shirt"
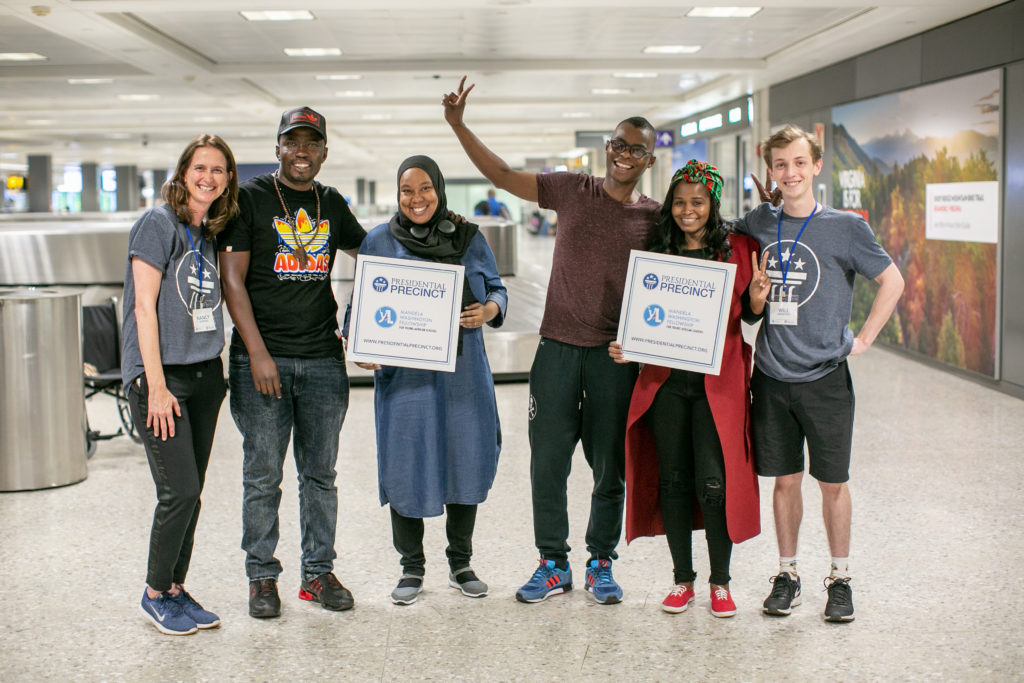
(733, 203, 892, 382)
(121, 203, 225, 386)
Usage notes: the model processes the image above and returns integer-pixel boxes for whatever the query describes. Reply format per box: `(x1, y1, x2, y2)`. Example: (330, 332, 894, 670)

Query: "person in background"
(122, 133, 238, 635)
(352, 154, 507, 605)
(611, 160, 765, 617)
(474, 188, 511, 219)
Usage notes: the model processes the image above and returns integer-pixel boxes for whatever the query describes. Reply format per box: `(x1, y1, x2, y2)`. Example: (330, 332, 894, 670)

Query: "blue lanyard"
(184, 224, 205, 297)
(776, 203, 817, 287)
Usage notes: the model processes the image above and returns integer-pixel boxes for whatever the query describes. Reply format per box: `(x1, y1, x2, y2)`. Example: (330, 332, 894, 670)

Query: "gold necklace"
(272, 171, 321, 269)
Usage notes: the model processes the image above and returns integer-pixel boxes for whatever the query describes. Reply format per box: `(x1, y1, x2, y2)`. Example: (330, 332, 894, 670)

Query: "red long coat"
(624, 232, 761, 545)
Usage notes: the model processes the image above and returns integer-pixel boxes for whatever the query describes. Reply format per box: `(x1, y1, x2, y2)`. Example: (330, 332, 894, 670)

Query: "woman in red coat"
(610, 160, 770, 617)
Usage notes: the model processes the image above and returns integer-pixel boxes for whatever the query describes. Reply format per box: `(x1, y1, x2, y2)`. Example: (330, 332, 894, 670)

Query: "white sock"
(779, 556, 798, 578)
(830, 557, 850, 580)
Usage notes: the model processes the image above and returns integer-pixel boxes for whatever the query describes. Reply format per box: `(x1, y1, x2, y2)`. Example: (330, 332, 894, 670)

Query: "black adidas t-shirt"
(219, 173, 366, 358)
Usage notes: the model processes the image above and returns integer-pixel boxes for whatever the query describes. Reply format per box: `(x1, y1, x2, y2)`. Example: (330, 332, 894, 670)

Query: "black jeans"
(647, 369, 732, 586)
(390, 504, 477, 575)
(527, 337, 638, 562)
(129, 357, 226, 592)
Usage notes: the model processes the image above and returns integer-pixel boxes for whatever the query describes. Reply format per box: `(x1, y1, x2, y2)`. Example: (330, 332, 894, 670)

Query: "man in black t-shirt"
(220, 107, 366, 619)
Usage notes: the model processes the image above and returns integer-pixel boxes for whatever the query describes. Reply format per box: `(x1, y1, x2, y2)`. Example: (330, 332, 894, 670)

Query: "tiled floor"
(2, 231, 1023, 681)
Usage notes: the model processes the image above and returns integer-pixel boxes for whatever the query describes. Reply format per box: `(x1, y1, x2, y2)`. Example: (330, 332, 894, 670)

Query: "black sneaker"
(249, 578, 281, 619)
(824, 577, 855, 622)
(299, 572, 354, 611)
(763, 572, 802, 615)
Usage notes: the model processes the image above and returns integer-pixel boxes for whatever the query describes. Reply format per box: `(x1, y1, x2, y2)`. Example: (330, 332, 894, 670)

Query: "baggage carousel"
(0, 212, 546, 383)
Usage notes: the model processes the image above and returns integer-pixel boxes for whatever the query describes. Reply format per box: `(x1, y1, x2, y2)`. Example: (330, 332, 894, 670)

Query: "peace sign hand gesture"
(748, 250, 771, 315)
(442, 75, 476, 127)
(750, 169, 782, 206)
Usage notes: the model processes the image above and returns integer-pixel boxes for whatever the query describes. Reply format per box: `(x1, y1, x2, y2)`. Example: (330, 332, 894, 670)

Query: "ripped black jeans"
(647, 369, 732, 586)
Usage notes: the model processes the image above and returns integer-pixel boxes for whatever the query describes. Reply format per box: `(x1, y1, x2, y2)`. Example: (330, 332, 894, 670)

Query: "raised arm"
(443, 76, 539, 202)
(850, 262, 905, 355)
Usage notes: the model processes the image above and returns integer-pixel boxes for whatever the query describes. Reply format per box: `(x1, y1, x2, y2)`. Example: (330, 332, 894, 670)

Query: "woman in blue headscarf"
(354, 155, 507, 605)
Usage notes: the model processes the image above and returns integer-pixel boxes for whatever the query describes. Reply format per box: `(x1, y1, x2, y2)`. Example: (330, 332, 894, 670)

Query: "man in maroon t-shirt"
(444, 77, 660, 604)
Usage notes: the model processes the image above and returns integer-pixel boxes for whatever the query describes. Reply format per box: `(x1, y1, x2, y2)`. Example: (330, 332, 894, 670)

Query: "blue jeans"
(229, 352, 350, 582)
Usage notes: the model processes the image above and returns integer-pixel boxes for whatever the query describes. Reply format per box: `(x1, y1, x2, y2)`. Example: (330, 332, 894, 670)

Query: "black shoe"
(763, 572, 802, 615)
(299, 572, 354, 611)
(824, 577, 855, 622)
(249, 578, 281, 619)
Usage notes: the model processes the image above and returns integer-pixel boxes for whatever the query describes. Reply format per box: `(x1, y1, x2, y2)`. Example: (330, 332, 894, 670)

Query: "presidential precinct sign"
(616, 250, 736, 375)
(348, 255, 465, 372)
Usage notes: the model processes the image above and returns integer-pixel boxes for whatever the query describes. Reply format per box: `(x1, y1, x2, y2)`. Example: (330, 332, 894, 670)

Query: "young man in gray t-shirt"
(735, 125, 904, 622)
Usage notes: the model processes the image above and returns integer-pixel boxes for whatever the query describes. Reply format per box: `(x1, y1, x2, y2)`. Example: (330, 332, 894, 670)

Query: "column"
(27, 154, 52, 212)
(114, 165, 139, 212)
(80, 162, 100, 212)
(151, 168, 168, 205)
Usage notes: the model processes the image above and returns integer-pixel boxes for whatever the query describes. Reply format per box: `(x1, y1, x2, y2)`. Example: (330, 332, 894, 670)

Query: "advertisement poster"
(832, 69, 1000, 376)
(616, 250, 736, 375)
(347, 255, 464, 372)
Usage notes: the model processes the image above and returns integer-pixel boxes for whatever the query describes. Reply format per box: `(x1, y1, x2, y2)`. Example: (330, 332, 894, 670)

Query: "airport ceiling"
(0, 0, 1005, 181)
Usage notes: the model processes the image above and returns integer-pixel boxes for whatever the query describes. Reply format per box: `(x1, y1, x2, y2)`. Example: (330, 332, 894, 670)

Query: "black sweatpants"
(527, 337, 638, 563)
(390, 504, 477, 576)
(129, 357, 226, 592)
(647, 369, 732, 586)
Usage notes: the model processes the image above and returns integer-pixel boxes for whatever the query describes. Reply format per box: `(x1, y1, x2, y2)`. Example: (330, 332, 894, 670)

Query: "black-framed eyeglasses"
(608, 138, 651, 159)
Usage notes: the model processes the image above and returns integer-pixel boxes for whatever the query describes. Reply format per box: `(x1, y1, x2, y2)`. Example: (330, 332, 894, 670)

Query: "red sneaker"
(710, 585, 737, 618)
(661, 584, 695, 613)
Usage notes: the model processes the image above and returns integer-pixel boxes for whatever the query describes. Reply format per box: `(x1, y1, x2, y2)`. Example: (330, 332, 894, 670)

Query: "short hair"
(761, 124, 822, 166)
(162, 134, 239, 236)
(618, 116, 655, 135)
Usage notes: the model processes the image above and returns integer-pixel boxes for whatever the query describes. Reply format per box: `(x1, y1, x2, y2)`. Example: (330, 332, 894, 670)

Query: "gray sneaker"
(390, 574, 423, 605)
(448, 567, 488, 598)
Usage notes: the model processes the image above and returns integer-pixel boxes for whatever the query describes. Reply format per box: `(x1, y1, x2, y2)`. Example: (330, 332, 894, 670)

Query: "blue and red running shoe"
(585, 559, 623, 604)
(515, 559, 573, 603)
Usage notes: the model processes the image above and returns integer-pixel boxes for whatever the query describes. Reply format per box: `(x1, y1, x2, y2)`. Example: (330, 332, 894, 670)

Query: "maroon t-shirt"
(537, 172, 661, 346)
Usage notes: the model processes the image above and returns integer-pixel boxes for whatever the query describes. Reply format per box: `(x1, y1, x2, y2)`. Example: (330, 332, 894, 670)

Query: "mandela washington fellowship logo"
(644, 304, 665, 326)
(375, 306, 397, 328)
(642, 273, 659, 290)
(372, 276, 389, 292)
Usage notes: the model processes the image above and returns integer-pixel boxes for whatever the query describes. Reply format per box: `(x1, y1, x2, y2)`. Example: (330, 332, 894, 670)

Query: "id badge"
(192, 307, 216, 333)
(771, 301, 798, 326)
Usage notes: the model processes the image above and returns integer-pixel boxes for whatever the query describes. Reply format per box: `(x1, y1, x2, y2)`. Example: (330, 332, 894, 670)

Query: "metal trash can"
(0, 288, 87, 491)
(476, 218, 517, 276)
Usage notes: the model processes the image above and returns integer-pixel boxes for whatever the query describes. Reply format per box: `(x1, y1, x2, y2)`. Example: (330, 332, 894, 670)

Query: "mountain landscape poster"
(832, 69, 1000, 376)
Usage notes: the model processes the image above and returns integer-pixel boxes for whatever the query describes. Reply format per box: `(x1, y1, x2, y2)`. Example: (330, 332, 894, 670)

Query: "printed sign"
(347, 255, 464, 372)
(925, 181, 999, 244)
(616, 250, 736, 375)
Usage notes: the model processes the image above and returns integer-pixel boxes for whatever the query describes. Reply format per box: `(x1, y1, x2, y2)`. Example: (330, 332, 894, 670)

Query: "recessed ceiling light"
(643, 45, 701, 54)
(687, 7, 762, 18)
(316, 74, 362, 80)
(68, 78, 114, 85)
(337, 90, 373, 97)
(241, 10, 314, 21)
(284, 48, 341, 57)
(25, 119, 56, 125)
(0, 52, 46, 61)
(361, 113, 392, 120)
(240, 131, 263, 138)
(118, 94, 160, 102)
(193, 116, 223, 123)
(107, 133, 132, 139)
(613, 72, 658, 79)
(562, 112, 592, 119)
(591, 88, 632, 95)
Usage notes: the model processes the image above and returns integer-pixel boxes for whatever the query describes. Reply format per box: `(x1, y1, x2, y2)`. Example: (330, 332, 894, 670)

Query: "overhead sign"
(655, 130, 674, 147)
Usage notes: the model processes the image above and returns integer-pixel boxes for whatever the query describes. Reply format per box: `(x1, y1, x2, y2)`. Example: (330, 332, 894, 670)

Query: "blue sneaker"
(139, 589, 197, 635)
(515, 559, 572, 603)
(172, 590, 220, 629)
(585, 559, 623, 604)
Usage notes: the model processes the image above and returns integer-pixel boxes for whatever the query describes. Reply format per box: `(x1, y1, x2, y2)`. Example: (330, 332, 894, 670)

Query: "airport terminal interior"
(2, 0, 1024, 680)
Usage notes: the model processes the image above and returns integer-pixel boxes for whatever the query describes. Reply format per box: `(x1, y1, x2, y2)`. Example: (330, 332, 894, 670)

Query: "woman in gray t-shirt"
(122, 134, 238, 636)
